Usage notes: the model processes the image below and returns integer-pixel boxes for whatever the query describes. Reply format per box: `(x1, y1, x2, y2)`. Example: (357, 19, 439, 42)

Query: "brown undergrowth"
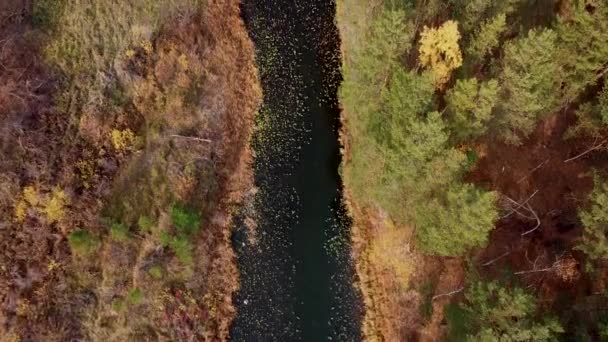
(0, 0, 260, 340)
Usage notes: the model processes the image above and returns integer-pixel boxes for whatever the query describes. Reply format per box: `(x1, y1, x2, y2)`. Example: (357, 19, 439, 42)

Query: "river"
(230, 0, 362, 341)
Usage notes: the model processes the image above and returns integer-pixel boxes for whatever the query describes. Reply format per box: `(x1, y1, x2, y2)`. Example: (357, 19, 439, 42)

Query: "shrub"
(170, 204, 201, 235)
(137, 215, 155, 232)
(110, 129, 137, 152)
(43, 188, 68, 223)
(76, 159, 96, 189)
(170, 235, 193, 265)
(111, 298, 126, 312)
(148, 265, 163, 279)
(68, 229, 98, 255)
(445, 302, 470, 341)
(14, 186, 39, 222)
(32, 0, 66, 29)
(127, 288, 144, 305)
(160, 231, 193, 265)
(110, 222, 130, 242)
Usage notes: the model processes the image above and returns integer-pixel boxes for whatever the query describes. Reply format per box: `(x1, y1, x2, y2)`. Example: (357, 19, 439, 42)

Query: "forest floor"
(0, 1, 260, 340)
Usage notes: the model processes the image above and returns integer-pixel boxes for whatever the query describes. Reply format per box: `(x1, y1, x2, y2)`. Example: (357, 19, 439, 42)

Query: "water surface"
(230, 1, 362, 341)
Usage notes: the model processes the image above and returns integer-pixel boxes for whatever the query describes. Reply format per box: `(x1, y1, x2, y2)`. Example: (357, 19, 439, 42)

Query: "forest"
(338, 0, 608, 340)
(0, 0, 259, 340)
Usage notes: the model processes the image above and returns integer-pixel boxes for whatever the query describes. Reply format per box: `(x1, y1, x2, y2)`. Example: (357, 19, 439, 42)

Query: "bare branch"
(501, 190, 539, 219)
(514, 267, 553, 275)
(482, 250, 511, 266)
(517, 159, 549, 184)
(502, 193, 542, 236)
(169, 134, 212, 143)
(564, 139, 606, 163)
(432, 287, 464, 301)
(516, 253, 566, 275)
(521, 203, 541, 236)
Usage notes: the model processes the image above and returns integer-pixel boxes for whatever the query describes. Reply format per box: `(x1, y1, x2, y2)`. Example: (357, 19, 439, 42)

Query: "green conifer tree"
(462, 281, 564, 340)
(557, 1, 608, 101)
(446, 78, 499, 141)
(466, 13, 507, 62)
(575, 175, 608, 261)
(497, 28, 560, 144)
(414, 183, 497, 256)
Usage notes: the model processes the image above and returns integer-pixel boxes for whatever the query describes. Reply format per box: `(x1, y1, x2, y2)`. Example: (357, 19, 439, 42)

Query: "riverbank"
(336, 1, 420, 339)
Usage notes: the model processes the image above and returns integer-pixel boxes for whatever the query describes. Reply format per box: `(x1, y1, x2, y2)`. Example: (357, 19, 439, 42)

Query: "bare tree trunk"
(521, 203, 541, 236)
(432, 287, 464, 301)
(514, 267, 553, 275)
(564, 139, 606, 163)
(501, 190, 538, 219)
(482, 250, 511, 266)
(517, 160, 549, 184)
(169, 134, 212, 143)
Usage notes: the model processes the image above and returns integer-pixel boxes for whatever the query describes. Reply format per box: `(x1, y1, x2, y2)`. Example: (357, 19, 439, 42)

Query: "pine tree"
(446, 78, 499, 141)
(564, 84, 608, 139)
(455, 0, 521, 34)
(414, 183, 498, 256)
(497, 28, 560, 144)
(466, 13, 507, 63)
(557, 1, 608, 102)
(575, 175, 608, 261)
(372, 69, 449, 221)
(462, 281, 564, 341)
(355, 9, 413, 93)
(373, 68, 498, 256)
(339, 9, 416, 210)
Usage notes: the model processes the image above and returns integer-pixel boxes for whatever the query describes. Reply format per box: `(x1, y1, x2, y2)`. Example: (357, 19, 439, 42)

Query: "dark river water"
(230, 0, 362, 341)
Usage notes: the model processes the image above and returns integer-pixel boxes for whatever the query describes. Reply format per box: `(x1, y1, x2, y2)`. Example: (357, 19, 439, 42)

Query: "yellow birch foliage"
(419, 20, 463, 88)
(110, 128, 136, 151)
(43, 188, 68, 223)
(14, 186, 67, 223)
(14, 186, 40, 222)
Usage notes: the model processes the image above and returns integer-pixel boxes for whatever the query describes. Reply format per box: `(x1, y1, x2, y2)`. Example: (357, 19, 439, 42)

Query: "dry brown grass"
(85, 1, 260, 340)
(0, 0, 260, 340)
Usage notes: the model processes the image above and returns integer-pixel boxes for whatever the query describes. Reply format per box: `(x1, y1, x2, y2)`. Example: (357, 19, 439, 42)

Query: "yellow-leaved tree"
(419, 20, 463, 88)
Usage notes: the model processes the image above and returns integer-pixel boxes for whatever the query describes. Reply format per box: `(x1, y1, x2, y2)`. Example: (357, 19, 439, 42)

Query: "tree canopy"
(462, 281, 564, 341)
(466, 13, 507, 63)
(497, 28, 560, 144)
(557, 1, 608, 101)
(414, 183, 498, 256)
(446, 78, 499, 141)
(575, 175, 608, 260)
(419, 20, 463, 88)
